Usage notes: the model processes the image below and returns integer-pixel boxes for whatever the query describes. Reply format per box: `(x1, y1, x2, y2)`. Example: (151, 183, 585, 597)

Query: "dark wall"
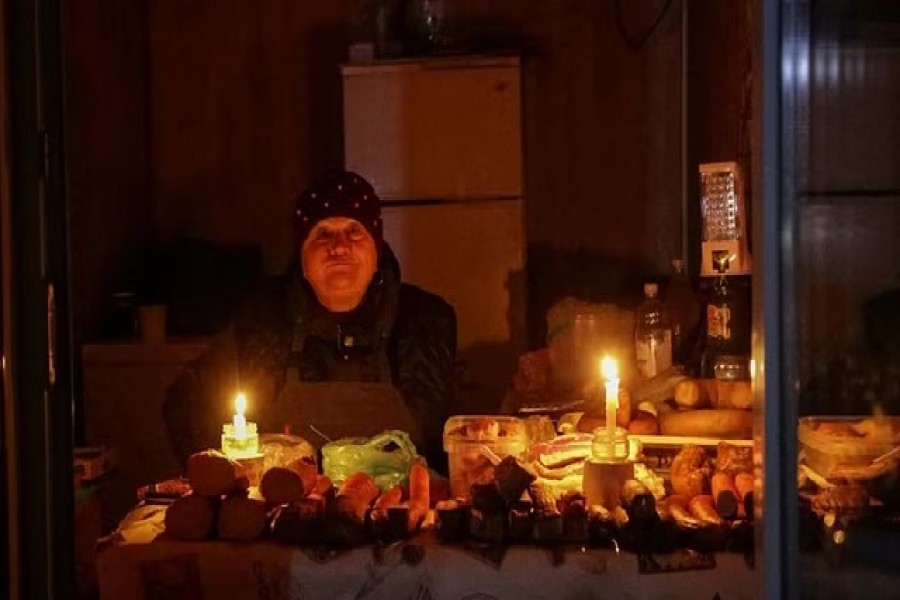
(148, 0, 353, 275)
(687, 0, 754, 273)
(138, 0, 687, 350)
(65, 0, 153, 342)
(66, 0, 752, 345)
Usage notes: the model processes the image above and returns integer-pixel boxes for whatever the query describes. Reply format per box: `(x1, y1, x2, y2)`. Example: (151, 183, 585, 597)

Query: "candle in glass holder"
(222, 392, 259, 459)
(600, 356, 619, 456)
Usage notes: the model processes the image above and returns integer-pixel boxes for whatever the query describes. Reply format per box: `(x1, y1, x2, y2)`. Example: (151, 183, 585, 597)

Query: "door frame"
(3, 0, 75, 597)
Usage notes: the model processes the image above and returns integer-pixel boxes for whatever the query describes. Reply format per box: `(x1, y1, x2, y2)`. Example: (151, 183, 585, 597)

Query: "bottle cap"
(643, 283, 658, 298)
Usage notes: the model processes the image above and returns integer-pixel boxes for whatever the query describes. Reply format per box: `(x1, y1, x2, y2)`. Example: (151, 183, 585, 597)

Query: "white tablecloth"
(98, 505, 759, 600)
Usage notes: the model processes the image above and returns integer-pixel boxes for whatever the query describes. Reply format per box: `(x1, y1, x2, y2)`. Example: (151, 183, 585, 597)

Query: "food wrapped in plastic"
(322, 430, 418, 490)
(443, 416, 527, 499)
(259, 433, 316, 473)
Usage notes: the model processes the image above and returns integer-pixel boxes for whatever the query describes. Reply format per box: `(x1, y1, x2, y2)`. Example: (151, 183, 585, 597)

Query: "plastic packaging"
(443, 416, 527, 499)
(259, 434, 316, 474)
(321, 430, 418, 490)
(799, 416, 899, 479)
(634, 283, 673, 380)
(547, 298, 635, 391)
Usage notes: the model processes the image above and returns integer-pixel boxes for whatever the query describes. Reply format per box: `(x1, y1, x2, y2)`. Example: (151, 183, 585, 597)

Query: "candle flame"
(600, 356, 618, 380)
(235, 392, 247, 416)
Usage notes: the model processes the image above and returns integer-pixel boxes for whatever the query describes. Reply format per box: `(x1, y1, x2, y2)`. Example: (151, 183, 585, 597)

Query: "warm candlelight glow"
(222, 391, 259, 459)
(600, 355, 620, 457)
(601, 356, 618, 381)
(233, 392, 248, 439)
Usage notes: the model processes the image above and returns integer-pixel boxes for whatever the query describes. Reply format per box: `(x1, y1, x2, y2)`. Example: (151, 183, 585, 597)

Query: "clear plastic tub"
(798, 416, 899, 479)
(443, 415, 527, 499)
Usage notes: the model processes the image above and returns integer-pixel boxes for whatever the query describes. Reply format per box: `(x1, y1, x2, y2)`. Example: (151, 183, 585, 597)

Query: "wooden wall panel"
(64, 0, 152, 341)
(148, 0, 353, 274)
(148, 0, 684, 283)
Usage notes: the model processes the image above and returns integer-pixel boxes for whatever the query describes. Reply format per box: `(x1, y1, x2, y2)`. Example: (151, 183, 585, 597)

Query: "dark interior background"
(63, 0, 753, 429)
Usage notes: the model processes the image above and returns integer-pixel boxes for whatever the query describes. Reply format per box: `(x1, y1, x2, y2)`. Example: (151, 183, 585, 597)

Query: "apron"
(260, 368, 423, 451)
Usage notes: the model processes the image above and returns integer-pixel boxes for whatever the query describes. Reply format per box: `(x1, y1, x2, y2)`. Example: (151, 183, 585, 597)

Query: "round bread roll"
(627, 410, 660, 435)
(218, 495, 268, 541)
(260, 466, 307, 505)
(165, 495, 215, 540)
(187, 450, 245, 497)
(659, 409, 753, 439)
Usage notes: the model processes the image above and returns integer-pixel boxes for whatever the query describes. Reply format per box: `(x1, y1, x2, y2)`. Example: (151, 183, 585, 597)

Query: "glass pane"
(787, 0, 900, 595)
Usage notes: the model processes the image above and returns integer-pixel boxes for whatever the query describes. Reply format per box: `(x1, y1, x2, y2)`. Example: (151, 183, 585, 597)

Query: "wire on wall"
(614, 0, 675, 50)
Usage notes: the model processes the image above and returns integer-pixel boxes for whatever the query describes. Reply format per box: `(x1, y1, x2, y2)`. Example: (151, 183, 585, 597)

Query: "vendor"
(163, 171, 456, 470)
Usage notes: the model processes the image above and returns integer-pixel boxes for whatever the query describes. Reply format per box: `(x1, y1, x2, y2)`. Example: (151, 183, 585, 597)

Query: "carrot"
(407, 462, 430, 532)
(311, 474, 335, 500)
(371, 485, 403, 521)
(335, 472, 380, 522)
(665, 494, 691, 510)
(711, 472, 739, 519)
(734, 472, 754, 519)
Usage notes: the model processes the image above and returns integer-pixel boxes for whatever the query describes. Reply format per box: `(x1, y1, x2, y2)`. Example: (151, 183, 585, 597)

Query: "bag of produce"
(322, 430, 418, 490)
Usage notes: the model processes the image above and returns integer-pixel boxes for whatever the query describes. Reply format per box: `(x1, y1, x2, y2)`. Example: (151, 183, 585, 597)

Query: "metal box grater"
(699, 161, 751, 276)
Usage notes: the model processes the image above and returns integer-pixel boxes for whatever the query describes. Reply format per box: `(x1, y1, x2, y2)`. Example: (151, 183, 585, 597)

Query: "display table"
(98, 505, 760, 600)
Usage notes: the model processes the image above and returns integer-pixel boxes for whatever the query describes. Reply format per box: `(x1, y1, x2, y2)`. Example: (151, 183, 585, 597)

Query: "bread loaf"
(670, 445, 711, 498)
(218, 495, 267, 541)
(659, 409, 752, 439)
(716, 380, 752, 410)
(165, 494, 215, 540)
(674, 379, 716, 409)
(260, 467, 307, 505)
(627, 410, 659, 435)
(187, 450, 245, 497)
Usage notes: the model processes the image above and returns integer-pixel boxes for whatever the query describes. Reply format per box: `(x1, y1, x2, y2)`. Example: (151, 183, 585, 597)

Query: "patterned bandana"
(294, 171, 383, 250)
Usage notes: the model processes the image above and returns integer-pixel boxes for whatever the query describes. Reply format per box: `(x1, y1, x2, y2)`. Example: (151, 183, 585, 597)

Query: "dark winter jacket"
(162, 245, 456, 470)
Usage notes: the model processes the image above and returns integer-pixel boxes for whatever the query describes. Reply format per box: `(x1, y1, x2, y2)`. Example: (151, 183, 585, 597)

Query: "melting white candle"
(233, 392, 248, 439)
(601, 356, 619, 455)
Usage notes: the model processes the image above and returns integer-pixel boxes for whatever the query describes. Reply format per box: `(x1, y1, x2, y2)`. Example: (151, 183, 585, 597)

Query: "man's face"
(301, 217, 378, 312)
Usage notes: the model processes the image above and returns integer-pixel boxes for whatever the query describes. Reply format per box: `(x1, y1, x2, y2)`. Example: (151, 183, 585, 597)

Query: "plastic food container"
(443, 415, 527, 499)
(798, 416, 899, 479)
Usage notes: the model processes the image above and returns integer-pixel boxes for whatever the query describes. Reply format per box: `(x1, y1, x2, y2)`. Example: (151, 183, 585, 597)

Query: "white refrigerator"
(342, 55, 525, 411)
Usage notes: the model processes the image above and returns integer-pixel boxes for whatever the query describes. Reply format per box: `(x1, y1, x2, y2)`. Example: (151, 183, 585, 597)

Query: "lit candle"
(222, 391, 259, 459)
(233, 392, 248, 439)
(601, 356, 619, 455)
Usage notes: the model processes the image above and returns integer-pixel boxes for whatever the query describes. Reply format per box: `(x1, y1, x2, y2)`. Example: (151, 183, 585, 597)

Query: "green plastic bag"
(321, 430, 419, 490)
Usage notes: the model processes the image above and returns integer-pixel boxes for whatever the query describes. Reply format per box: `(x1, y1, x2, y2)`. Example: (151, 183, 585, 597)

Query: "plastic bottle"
(634, 283, 673, 380)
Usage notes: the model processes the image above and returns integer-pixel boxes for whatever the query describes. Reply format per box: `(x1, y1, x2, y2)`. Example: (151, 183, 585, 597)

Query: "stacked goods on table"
(443, 416, 528, 499)
(546, 371, 753, 441)
(798, 416, 900, 517)
(661, 377, 753, 438)
(155, 444, 432, 547)
(796, 416, 900, 567)
(435, 412, 754, 553)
